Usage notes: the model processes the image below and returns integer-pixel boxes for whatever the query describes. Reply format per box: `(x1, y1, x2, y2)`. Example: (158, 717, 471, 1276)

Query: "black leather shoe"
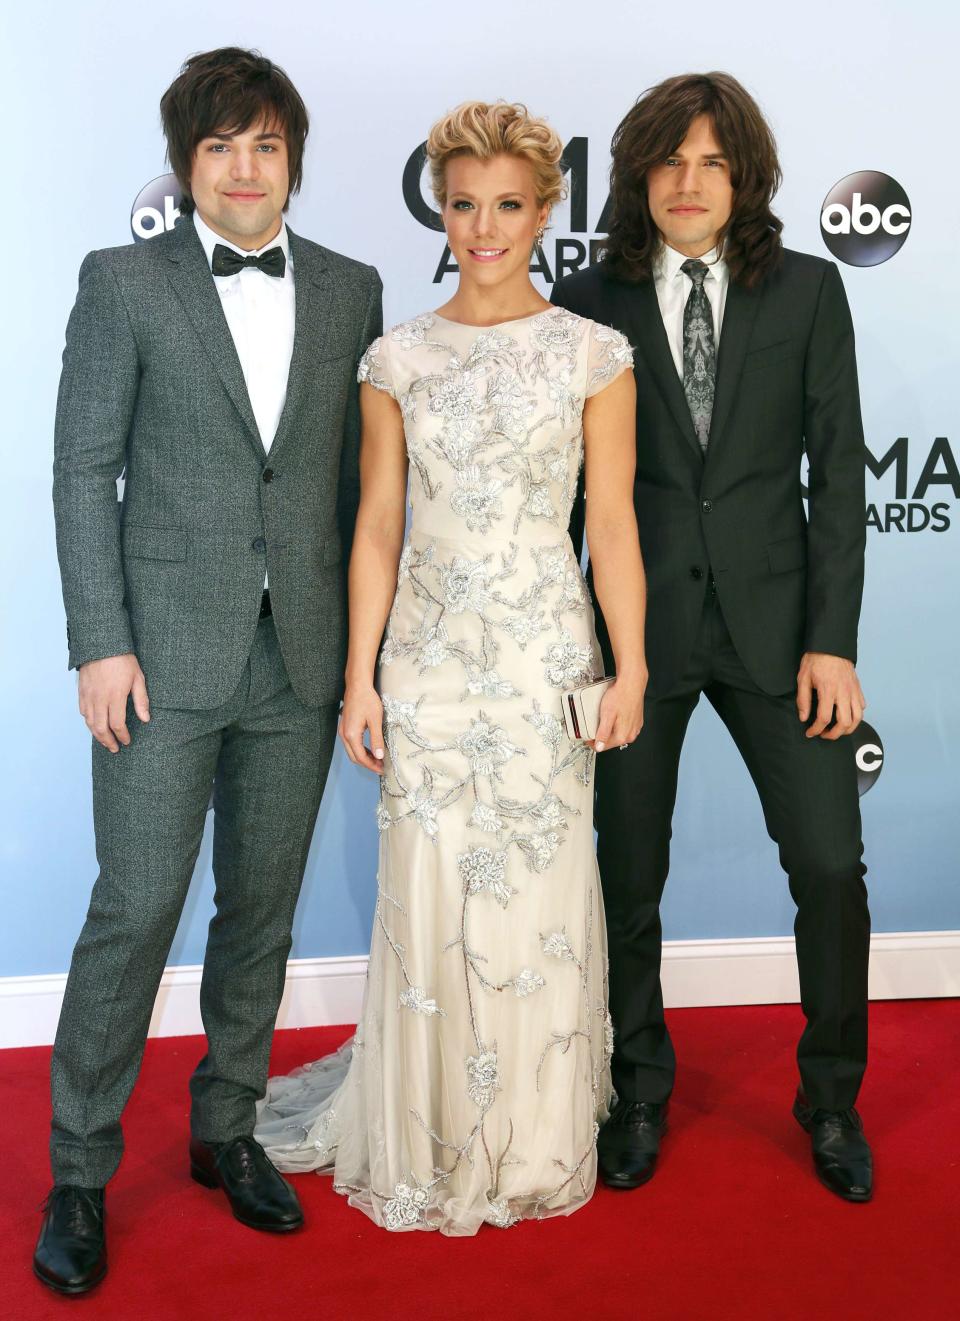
(190, 1135, 304, 1232)
(33, 1185, 106, 1295)
(793, 1091, 873, 1202)
(597, 1099, 668, 1189)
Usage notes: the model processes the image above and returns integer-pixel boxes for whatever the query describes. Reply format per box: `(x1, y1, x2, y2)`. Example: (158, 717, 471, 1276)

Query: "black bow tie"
(211, 243, 286, 278)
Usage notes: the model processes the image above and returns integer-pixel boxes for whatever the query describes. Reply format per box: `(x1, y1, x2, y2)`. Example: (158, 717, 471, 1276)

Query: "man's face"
(646, 114, 734, 257)
(189, 117, 290, 250)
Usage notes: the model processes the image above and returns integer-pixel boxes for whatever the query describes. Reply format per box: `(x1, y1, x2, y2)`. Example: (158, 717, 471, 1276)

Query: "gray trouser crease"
(50, 617, 338, 1186)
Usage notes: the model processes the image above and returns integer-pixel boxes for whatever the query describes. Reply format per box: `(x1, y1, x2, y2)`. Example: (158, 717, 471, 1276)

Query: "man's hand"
(797, 652, 865, 741)
(78, 653, 150, 752)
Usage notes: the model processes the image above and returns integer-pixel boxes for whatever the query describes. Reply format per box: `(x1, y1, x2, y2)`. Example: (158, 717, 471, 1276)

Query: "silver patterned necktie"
(680, 258, 716, 452)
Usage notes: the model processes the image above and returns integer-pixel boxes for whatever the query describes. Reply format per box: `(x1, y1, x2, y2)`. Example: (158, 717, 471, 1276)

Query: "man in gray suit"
(34, 47, 382, 1295)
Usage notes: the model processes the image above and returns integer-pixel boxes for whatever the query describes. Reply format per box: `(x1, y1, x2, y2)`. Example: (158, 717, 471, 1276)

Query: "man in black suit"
(552, 72, 872, 1202)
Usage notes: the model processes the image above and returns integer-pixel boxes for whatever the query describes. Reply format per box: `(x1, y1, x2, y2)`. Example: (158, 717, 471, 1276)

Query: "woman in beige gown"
(255, 101, 647, 1236)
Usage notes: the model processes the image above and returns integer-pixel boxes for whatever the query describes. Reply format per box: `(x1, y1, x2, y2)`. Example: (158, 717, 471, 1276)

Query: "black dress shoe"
(190, 1135, 304, 1232)
(33, 1185, 106, 1295)
(793, 1091, 873, 1202)
(597, 1099, 668, 1189)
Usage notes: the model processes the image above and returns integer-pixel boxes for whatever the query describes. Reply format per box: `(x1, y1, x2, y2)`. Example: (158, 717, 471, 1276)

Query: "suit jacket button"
(690, 565, 703, 580)
(252, 537, 266, 552)
(701, 499, 713, 514)
(262, 467, 274, 484)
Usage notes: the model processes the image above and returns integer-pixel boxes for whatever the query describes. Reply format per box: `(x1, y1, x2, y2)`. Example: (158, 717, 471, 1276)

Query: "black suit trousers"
(596, 589, 870, 1113)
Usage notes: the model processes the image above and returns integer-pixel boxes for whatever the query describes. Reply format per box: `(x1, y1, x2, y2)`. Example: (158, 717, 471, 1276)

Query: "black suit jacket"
(553, 248, 866, 698)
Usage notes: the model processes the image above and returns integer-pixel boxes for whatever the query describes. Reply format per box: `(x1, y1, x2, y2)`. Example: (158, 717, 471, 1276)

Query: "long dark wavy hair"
(602, 72, 783, 287)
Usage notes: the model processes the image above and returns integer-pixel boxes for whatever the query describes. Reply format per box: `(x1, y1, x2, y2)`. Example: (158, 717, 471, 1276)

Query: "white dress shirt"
(653, 243, 729, 378)
(193, 210, 295, 453)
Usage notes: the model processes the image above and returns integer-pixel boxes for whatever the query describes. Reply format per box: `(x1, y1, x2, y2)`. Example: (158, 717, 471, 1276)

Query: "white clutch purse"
(561, 677, 615, 742)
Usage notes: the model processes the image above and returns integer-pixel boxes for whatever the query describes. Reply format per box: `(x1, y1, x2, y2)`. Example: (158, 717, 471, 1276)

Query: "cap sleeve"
(585, 320, 634, 398)
(357, 334, 396, 398)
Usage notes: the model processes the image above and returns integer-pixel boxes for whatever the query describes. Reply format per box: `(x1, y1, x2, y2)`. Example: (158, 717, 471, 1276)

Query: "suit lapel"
(620, 278, 703, 461)
(706, 278, 762, 459)
(267, 231, 332, 462)
(162, 221, 265, 458)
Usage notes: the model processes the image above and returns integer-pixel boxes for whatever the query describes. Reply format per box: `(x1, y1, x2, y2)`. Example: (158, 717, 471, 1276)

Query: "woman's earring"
(535, 226, 546, 247)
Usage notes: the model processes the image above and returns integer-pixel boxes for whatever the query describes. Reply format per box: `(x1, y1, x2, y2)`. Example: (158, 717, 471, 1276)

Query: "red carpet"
(2, 1001, 958, 1321)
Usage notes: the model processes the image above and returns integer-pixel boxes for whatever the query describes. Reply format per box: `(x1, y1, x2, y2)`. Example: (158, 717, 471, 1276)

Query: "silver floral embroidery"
(589, 323, 634, 387)
(420, 636, 450, 669)
(466, 1049, 502, 1110)
(439, 556, 492, 614)
(383, 1180, 429, 1229)
(519, 830, 562, 873)
(399, 986, 446, 1017)
(311, 1107, 338, 1159)
(392, 315, 436, 351)
(468, 801, 503, 834)
(602, 1008, 615, 1061)
(541, 929, 576, 961)
(513, 968, 546, 997)
(465, 668, 517, 699)
(449, 466, 505, 533)
(456, 716, 521, 776)
(458, 846, 515, 908)
(485, 1197, 520, 1228)
(542, 628, 595, 689)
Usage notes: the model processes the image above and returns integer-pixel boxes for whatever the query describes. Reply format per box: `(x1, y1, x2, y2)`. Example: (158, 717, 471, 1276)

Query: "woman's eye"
(452, 200, 473, 210)
(500, 200, 521, 210)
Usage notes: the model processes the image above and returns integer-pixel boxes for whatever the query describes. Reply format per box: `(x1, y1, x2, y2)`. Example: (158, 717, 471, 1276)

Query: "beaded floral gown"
(255, 307, 634, 1235)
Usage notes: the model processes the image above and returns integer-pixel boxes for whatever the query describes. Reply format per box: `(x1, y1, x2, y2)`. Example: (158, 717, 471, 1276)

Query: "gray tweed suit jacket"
(53, 218, 382, 709)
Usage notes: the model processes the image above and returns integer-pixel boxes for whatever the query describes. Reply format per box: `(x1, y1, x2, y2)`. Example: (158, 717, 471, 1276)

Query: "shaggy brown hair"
(602, 72, 783, 287)
(160, 47, 309, 215)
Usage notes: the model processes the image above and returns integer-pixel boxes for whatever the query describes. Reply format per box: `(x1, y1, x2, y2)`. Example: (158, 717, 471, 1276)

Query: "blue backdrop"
(2, 0, 957, 981)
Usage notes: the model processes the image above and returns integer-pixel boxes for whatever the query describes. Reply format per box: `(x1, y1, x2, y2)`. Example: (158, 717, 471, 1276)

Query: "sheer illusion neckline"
(430, 306, 559, 330)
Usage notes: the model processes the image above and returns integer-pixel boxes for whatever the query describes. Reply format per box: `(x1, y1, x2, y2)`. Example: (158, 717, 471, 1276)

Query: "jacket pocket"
(122, 525, 186, 562)
(767, 535, 806, 574)
(742, 340, 799, 374)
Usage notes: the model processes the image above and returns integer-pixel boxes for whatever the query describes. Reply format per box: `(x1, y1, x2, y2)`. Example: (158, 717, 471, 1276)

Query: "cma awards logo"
(820, 171, 911, 267)
(865, 435, 957, 533)
(854, 723, 883, 797)
(402, 140, 608, 283)
(131, 173, 183, 242)
(804, 434, 957, 534)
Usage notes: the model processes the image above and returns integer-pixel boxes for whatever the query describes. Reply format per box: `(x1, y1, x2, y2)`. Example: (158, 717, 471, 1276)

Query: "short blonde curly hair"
(426, 101, 567, 210)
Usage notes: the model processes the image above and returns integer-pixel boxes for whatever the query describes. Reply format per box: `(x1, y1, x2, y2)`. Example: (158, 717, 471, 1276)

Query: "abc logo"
(131, 173, 183, 243)
(820, 171, 911, 267)
(853, 722, 884, 797)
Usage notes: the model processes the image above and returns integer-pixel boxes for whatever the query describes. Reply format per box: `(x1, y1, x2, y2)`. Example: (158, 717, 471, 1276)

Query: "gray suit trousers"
(50, 616, 338, 1186)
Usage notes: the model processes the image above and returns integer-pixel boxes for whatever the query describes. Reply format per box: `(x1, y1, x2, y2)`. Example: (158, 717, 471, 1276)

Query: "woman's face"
(442, 153, 549, 291)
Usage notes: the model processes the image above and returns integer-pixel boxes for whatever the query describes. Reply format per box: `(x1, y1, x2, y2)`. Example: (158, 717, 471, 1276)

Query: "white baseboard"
(2, 933, 957, 1050)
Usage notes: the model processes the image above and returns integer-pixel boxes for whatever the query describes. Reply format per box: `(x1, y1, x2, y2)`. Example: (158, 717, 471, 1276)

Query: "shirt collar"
(656, 241, 726, 284)
(193, 210, 291, 274)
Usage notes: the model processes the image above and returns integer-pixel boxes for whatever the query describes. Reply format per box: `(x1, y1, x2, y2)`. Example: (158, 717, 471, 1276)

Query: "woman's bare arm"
(339, 382, 408, 773)
(582, 368, 648, 750)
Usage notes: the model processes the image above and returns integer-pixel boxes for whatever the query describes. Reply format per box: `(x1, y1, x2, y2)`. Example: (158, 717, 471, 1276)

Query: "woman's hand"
(591, 670, 648, 752)
(339, 683, 386, 773)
